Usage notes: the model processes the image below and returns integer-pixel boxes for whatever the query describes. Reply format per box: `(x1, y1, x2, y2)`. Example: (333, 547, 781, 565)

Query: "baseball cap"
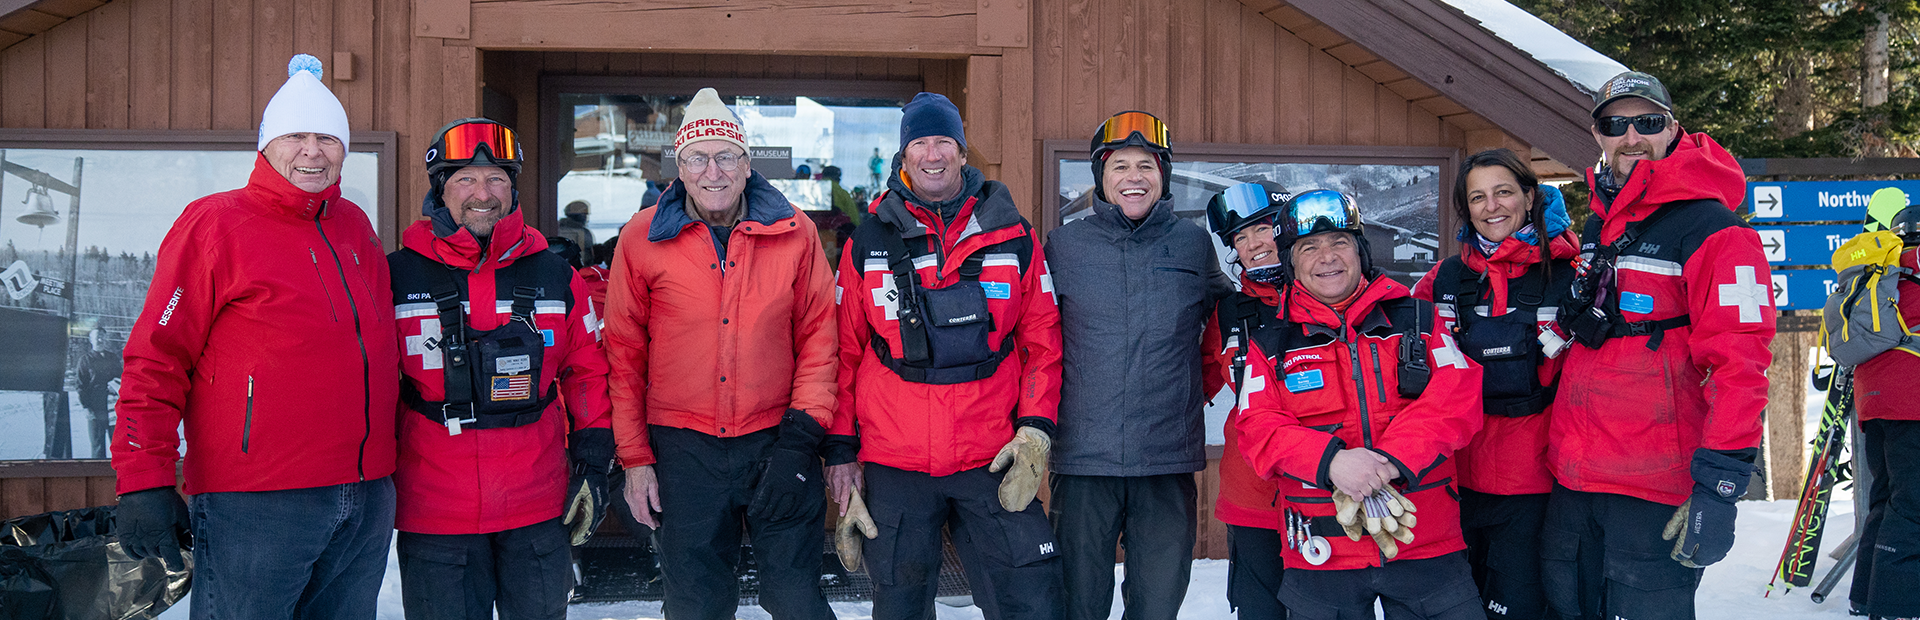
(1591, 71, 1674, 119)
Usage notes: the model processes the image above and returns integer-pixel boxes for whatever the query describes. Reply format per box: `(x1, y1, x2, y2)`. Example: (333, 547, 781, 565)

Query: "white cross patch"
(872, 278, 900, 320)
(406, 318, 444, 370)
(1040, 260, 1057, 304)
(582, 305, 600, 340)
(1718, 265, 1770, 324)
(1431, 332, 1468, 370)
(1237, 374, 1266, 411)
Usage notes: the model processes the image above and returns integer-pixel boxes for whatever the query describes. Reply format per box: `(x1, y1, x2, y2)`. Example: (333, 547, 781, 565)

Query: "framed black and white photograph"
(0, 129, 396, 463)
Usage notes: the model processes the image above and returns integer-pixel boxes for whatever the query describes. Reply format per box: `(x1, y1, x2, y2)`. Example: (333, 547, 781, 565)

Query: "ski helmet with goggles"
(1277, 189, 1372, 275)
(1892, 206, 1920, 247)
(1089, 111, 1172, 202)
(1207, 180, 1289, 247)
(427, 118, 523, 179)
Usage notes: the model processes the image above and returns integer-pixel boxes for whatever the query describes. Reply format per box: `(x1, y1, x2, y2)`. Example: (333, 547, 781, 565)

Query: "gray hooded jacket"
(1044, 197, 1231, 476)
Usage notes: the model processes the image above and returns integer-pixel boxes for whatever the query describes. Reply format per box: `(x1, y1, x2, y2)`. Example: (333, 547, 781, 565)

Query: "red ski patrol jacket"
(1412, 230, 1578, 496)
(1235, 278, 1483, 570)
(1855, 246, 1920, 422)
(830, 169, 1063, 476)
(1554, 132, 1773, 506)
(390, 204, 611, 535)
(1209, 280, 1281, 530)
(115, 154, 400, 495)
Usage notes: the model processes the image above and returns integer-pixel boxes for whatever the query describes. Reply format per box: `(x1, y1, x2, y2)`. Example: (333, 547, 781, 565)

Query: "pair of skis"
(1767, 362, 1855, 599)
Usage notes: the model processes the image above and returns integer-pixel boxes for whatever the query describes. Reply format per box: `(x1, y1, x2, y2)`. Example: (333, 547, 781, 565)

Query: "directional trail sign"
(1754, 225, 1863, 266)
(1748, 181, 1920, 223)
(1770, 269, 1836, 312)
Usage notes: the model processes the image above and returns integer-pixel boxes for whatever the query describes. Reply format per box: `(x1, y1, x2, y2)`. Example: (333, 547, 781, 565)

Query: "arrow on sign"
(1771, 274, 1789, 307)
(1754, 186, 1784, 218)
(1758, 229, 1788, 262)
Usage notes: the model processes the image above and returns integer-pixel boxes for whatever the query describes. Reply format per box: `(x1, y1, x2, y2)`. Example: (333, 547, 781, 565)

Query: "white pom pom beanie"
(257, 54, 351, 151)
(673, 88, 747, 153)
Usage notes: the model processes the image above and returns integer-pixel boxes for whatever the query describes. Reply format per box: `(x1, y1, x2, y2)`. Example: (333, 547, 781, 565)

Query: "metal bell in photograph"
(16, 184, 59, 228)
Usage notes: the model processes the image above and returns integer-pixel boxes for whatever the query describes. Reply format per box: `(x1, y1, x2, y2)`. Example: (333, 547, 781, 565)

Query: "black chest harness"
(392, 249, 563, 434)
(869, 223, 1017, 385)
(1216, 291, 1433, 401)
(1431, 257, 1575, 418)
(1563, 202, 1702, 351)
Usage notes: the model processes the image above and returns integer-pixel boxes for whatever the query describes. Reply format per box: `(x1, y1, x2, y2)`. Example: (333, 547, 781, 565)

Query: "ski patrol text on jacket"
(1210, 281, 1281, 530)
(603, 172, 839, 468)
(1554, 132, 1773, 506)
(1413, 228, 1578, 496)
(115, 154, 400, 495)
(1855, 246, 1920, 422)
(1046, 196, 1232, 477)
(1235, 278, 1484, 571)
(830, 166, 1063, 476)
(390, 200, 612, 535)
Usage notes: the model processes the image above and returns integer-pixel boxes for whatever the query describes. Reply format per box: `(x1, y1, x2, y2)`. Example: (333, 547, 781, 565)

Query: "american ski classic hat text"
(674, 88, 748, 154)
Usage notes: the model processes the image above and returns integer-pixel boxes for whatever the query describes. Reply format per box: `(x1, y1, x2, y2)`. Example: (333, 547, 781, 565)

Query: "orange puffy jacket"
(603, 173, 838, 467)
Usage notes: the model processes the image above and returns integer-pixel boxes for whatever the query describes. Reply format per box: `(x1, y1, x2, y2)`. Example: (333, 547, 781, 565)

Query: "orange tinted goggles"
(1094, 111, 1170, 150)
(441, 122, 521, 163)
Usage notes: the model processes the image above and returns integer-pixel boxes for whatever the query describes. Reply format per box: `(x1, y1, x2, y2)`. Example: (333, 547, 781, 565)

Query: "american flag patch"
(491, 375, 533, 401)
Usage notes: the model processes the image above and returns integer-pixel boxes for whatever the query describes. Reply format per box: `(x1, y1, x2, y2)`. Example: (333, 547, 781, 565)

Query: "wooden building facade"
(0, 0, 1621, 556)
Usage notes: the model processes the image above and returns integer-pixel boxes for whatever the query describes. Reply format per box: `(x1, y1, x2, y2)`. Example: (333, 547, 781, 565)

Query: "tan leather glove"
(1331, 490, 1367, 541)
(835, 492, 879, 571)
(988, 426, 1051, 512)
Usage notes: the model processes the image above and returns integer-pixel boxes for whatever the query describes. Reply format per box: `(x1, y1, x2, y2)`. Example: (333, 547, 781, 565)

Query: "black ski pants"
(864, 463, 1063, 620)
(650, 425, 834, 620)
(1460, 489, 1548, 620)
(1226, 524, 1287, 620)
(1540, 484, 1701, 620)
(1048, 472, 1196, 620)
(1851, 418, 1920, 619)
(1277, 551, 1481, 619)
(397, 517, 572, 620)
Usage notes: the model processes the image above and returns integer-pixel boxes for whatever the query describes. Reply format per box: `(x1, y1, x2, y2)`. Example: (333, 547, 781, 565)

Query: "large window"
(1045, 141, 1459, 444)
(0, 130, 395, 463)
(543, 77, 921, 257)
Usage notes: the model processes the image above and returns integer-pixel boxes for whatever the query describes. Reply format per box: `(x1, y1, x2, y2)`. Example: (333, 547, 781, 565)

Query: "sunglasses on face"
(1595, 114, 1670, 138)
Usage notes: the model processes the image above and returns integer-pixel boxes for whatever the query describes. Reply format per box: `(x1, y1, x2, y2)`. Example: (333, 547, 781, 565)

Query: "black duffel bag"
(0, 506, 190, 620)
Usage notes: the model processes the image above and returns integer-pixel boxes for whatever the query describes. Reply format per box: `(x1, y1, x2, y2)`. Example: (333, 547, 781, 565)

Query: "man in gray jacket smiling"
(1044, 111, 1232, 620)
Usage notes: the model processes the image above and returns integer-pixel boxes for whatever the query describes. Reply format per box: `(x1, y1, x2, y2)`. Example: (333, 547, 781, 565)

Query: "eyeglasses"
(1093, 111, 1171, 151)
(679, 151, 745, 173)
(436, 121, 521, 164)
(1286, 190, 1359, 237)
(1595, 114, 1670, 138)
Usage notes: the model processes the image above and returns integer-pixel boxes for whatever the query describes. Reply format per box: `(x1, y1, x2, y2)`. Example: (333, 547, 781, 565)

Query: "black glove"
(748, 409, 826, 522)
(564, 428, 615, 546)
(116, 487, 191, 571)
(1662, 448, 1754, 568)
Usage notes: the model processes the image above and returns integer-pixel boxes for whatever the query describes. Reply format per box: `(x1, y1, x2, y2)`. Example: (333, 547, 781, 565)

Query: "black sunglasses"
(1595, 113, 1670, 137)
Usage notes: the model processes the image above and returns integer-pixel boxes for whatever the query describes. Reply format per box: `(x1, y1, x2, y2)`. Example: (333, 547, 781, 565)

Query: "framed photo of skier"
(0, 129, 396, 464)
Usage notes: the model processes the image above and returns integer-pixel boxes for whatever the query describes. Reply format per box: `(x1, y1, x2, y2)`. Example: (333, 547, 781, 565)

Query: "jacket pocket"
(308, 248, 341, 322)
(242, 376, 256, 454)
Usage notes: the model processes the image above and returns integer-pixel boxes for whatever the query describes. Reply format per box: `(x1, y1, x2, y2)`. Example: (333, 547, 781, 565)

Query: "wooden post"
(1760, 314, 1818, 500)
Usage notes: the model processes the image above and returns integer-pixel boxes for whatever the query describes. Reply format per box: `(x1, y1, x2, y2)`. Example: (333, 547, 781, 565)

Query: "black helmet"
(1207, 181, 1288, 247)
(1089, 111, 1173, 202)
(1276, 189, 1372, 275)
(426, 118, 523, 178)
(1892, 206, 1920, 246)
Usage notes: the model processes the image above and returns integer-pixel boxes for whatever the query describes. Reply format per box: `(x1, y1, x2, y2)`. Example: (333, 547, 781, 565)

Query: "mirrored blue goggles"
(1218, 183, 1272, 220)
(1287, 190, 1358, 237)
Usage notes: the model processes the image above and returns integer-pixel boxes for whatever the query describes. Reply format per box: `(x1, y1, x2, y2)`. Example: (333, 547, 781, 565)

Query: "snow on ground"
(153, 498, 1863, 620)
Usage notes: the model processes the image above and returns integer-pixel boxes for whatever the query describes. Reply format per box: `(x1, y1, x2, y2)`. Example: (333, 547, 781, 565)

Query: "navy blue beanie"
(900, 92, 966, 150)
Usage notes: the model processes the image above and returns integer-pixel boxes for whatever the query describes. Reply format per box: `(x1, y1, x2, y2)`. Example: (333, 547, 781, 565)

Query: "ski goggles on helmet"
(1208, 182, 1280, 238)
(428, 119, 522, 171)
(1593, 113, 1670, 138)
(1092, 111, 1170, 152)
(1285, 189, 1362, 238)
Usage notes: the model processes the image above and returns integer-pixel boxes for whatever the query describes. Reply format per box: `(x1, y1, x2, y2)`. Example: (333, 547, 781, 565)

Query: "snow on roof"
(1439, 0, 1630, 94)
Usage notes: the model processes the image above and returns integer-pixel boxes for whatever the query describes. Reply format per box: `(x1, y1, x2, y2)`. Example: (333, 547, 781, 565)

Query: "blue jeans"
(188, 477, 395, 620)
